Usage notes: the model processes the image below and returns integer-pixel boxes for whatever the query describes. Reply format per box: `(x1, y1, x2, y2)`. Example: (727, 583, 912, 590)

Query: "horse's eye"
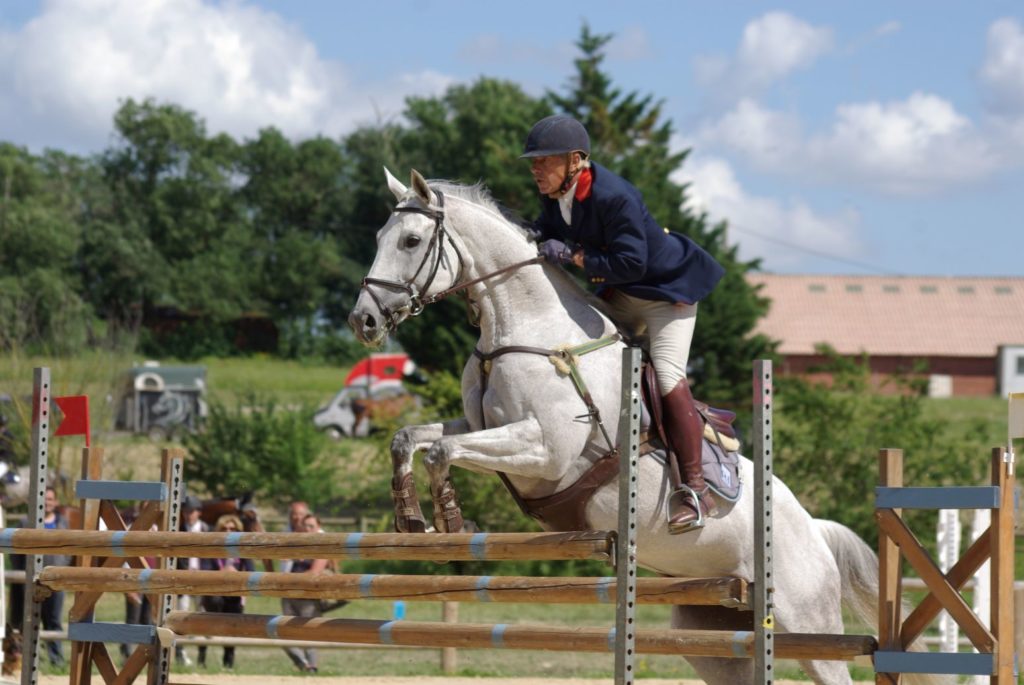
(404, 235, 422, 249)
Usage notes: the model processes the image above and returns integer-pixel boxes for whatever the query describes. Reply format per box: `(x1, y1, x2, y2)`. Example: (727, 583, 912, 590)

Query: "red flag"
(54, 395, 90, 447)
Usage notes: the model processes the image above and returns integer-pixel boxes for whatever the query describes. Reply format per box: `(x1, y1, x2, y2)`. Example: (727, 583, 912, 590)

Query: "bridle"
(359, 188, 541, 332)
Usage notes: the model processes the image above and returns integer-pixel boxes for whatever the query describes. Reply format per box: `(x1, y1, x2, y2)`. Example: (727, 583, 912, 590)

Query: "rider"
(522, 114, 725, 534)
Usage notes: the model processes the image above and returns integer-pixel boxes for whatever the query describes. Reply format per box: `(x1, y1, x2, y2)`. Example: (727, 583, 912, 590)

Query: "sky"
(1, 0, 1022, 277)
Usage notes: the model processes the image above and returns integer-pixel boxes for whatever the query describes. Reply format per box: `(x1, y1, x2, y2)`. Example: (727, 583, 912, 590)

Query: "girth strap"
(498, 432, 656, 531)
(473, 333, 621, 451)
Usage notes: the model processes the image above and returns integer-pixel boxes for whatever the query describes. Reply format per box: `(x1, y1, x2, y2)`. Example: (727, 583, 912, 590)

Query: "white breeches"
(604, 290, 697, 396)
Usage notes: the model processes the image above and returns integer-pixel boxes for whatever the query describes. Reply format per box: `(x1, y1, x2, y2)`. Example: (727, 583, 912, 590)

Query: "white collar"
(558, 182, 577, 224)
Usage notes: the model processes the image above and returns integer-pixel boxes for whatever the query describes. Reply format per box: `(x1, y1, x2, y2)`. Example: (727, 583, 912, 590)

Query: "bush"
(183, 394, 345, 509)
(774, 346, 989, 546)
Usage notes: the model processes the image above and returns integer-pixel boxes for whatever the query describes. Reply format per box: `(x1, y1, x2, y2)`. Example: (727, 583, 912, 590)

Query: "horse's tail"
(814, 518, 955, 685)
(814, 518, 878, 628)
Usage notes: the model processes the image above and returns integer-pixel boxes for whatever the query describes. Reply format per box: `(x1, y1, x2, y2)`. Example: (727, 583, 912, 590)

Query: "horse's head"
(349, 168, 467, 345)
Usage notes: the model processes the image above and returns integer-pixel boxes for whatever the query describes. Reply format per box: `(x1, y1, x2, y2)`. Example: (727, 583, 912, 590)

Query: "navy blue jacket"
(534, 162, 724, 304)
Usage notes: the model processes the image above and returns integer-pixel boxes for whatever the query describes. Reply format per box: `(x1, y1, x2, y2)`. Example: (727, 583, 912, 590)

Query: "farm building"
(748, 274, 1024, 397)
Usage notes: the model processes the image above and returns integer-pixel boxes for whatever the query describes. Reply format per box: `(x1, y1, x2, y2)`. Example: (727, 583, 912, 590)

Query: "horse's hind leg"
(389, 418, 470, 533)
(774, 566, 853, 685)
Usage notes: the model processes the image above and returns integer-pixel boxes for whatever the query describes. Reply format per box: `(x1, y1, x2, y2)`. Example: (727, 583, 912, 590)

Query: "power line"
(728, 224, 894, 275)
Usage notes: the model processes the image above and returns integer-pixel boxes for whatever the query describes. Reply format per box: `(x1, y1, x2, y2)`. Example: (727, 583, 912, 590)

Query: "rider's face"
(530, 154, 572, 198)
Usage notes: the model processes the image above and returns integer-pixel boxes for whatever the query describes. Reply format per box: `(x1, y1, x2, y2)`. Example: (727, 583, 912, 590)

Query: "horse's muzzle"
(348, 307, 376, 345)
(348, 305, 391, 347)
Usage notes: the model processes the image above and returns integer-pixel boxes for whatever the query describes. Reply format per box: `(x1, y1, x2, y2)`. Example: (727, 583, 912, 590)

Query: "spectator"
(281, 513, 328, 673)
(174, 495, 207, 665)
(8, 486, 71, 667)
(279, 500, 310, 574)
(197, 514, 252, 669)
(240, 501, 275, 573)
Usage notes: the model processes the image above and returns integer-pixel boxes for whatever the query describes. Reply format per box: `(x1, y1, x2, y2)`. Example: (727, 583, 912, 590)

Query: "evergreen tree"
(549, 25, 776, 408)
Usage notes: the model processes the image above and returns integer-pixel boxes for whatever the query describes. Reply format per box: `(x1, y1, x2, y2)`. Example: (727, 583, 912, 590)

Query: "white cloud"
(696, 99, 802, 169)
(873, 20, 902, 38)
(0, 0, 453, 152)
(697, 94, 999, 195)
(980, 18, 1024, 116)
(678, 154, 864, 271)
(694, 12, 833, 103)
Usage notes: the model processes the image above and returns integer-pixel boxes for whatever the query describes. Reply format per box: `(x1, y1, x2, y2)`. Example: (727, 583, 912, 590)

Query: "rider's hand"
(539, 239, 574, 265)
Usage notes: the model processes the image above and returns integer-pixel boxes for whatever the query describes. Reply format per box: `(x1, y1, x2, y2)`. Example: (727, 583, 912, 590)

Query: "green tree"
(239, 130, 347, 333)
(91, 99, 253, 356)
(549, 25, 775, 408)
(0, 144, 96, 351)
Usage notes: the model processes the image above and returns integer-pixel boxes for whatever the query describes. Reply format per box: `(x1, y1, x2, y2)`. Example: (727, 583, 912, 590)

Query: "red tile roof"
(748, 274, 1024, 357)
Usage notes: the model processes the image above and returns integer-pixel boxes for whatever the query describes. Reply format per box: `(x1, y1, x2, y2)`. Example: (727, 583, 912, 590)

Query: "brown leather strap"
(498, 434, 655, 531)
(507, 451, 620, 531)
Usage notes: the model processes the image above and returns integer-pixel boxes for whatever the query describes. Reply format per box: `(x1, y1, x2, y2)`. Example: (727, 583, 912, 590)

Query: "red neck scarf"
(574, 168, 593, 201)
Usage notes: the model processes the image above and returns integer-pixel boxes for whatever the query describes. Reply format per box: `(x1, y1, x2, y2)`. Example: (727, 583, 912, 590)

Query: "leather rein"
(359, 188, 540, 332)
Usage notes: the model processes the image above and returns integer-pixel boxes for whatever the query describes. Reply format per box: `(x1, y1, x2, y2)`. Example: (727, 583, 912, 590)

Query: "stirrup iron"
(667, 484, 706, 534)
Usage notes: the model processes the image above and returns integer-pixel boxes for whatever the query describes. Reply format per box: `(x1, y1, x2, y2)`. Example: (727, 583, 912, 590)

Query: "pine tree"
(549, 25, 776, 408)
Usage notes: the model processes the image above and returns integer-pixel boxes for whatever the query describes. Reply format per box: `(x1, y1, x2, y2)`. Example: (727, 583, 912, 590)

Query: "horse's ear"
(410, 169, 432, 205)
(384, 166, 407, 200)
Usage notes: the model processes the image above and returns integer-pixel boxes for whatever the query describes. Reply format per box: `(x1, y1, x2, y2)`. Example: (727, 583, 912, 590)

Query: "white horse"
(348, 169, 943, 685)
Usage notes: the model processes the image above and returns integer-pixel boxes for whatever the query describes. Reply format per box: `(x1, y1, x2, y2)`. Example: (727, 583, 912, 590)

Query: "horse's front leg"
(423, 418, 548, 533)
(390, 418, 471, 533)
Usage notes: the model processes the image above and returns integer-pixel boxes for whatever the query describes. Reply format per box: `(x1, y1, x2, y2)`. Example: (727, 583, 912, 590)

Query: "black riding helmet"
(520, 115, 590, 159)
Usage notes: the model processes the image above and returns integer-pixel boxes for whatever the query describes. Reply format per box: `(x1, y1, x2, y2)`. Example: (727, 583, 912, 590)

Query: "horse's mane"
(428, 179, 616, 321)
(429, 179, 535, 242)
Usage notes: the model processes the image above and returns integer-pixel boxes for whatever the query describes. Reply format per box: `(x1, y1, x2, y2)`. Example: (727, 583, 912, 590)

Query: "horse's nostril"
(365, 313, 377, 330)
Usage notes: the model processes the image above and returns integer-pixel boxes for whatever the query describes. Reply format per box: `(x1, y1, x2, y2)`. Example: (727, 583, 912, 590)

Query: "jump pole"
(163, 611, 876, 661)
(0, 529, 614, 562)
(37, 567, 747, 607)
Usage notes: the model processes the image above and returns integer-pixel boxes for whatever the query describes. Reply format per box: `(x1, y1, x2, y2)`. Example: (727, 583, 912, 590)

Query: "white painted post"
(970, 508, 991, 624)
(967, 508, 991, 685)
(936, 508, 960, 653)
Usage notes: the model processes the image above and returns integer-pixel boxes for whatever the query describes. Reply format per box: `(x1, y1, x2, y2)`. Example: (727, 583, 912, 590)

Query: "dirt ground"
(35, 676, 874, 685)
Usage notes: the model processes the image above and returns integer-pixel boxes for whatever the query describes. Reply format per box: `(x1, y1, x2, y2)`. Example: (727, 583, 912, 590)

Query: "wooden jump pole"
(1, 529, 613, 562)
(164, 611, 877, 661)
(37, 567, 748, 607)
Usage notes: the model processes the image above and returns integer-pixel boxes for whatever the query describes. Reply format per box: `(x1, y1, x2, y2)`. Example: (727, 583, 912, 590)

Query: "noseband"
(360, 189, 466, 331)
(359, 187, 541, 333)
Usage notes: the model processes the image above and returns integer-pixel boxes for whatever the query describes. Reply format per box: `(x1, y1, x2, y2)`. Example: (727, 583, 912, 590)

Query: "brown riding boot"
(662, 378, 718, 534)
